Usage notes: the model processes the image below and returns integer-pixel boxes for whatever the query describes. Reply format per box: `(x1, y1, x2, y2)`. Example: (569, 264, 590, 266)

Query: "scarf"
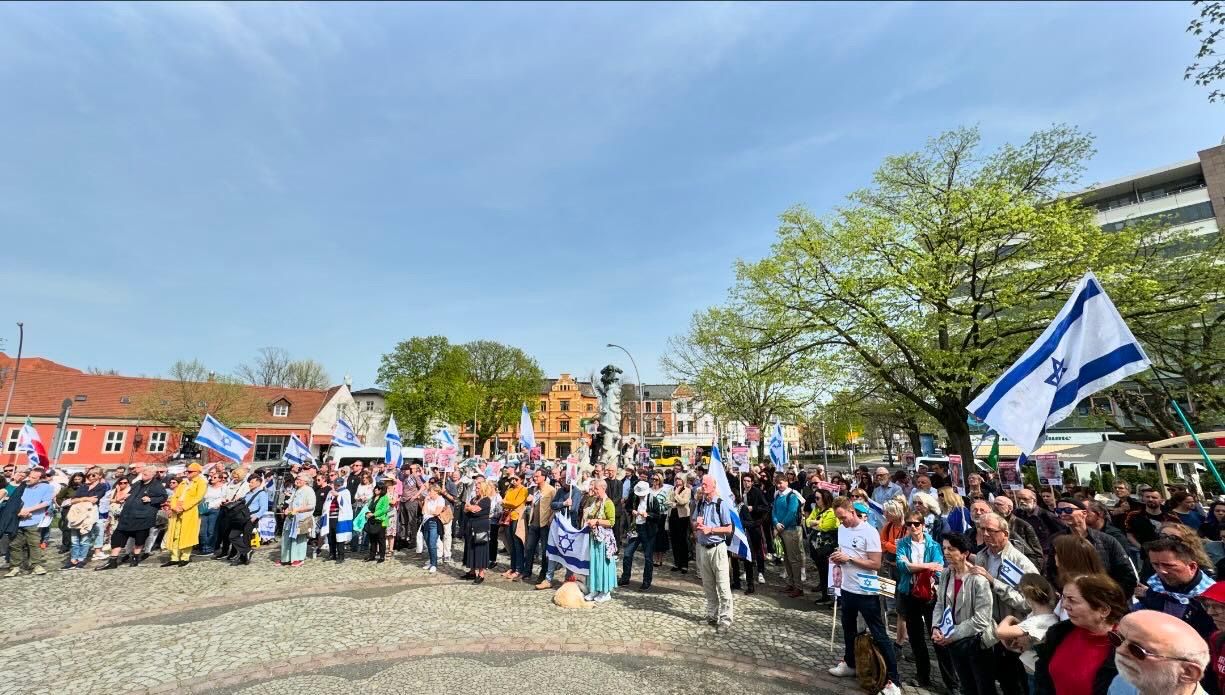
(318, 488, 353, 543)
(1146, 570, 1214, 605)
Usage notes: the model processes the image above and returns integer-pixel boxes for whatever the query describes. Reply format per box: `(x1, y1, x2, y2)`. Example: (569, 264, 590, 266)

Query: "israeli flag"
(196, 413, 253, 464)
(283, 434, 314, 465)
(433, 426, 458, 450)
(518, 403, 536, 451)
(709, 445, 752, 561)
(546, 514, 591, 575)
(332, 417, 361, 448)
(968, 272, 1151, 456)
(768, 421, 788, 468)
(385, 415, 403, 469)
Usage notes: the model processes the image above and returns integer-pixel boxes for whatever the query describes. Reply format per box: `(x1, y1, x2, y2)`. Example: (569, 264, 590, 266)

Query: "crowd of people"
(1, 455, 1224, 695)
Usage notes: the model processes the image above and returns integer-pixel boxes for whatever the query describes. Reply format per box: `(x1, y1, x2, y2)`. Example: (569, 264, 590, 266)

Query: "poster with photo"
(424, 448, 437, 465)
(731, 446, 750, 472)
(948, 454, 964, 494)
(998, 461, 1022, 490)
(1036, 454, 1062, 487)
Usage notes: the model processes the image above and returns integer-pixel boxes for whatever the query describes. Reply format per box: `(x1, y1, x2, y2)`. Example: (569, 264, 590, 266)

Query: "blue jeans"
(523, 524, 547, 577)
(620, 522, 657, 586)
(840, 591, 900, 685)
(424, 518, 440, 568)
(70, 523, 99, 563)
(198, 510, 219, 554)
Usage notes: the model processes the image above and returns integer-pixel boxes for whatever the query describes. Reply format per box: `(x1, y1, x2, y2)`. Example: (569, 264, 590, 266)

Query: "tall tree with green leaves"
(377, 336, 470, 443)
(1186, 0, 1225, 102)
(735, 125, 1223, 459)
(458, 340, 544, 457)
(663, 306, 820, 462)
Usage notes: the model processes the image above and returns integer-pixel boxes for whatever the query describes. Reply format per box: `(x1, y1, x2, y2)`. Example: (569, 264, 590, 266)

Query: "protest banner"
(1036, 454, 1062, 487)
(948, 454, 964, 494)
(998, 460, 1022, 490)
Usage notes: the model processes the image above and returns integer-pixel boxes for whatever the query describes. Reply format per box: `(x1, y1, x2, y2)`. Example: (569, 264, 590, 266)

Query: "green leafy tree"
(734, 125, 1223, 459)
(1186, 0, 1225, 102)
(377, 336, 470, 443)
(458, 340, 544, 457)
(662, 306, 820, 461)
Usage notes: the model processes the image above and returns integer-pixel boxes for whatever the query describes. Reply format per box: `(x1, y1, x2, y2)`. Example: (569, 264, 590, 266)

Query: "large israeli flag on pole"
(432, 426, 458, 450)
(196, 413, 253, 464)
(968, 271, 1151, 455)
(709, 445, 752, 561)
(385, 415, 403, 469)
(518, 403, 536, 451)
(768, 421, 788, 468)
(283, 434, 314, 465)
(332, 417, 361, 448)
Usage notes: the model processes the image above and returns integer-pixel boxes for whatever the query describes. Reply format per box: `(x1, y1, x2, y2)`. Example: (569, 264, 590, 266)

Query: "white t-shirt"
(837, 522, 882, 595)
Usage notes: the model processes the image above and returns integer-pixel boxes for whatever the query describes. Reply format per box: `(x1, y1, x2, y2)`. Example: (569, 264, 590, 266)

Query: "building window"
(586, 403, 593, 412)
(560, 400, 570, 412)
(656, 400, 664, 413)
(254, 435, 289, 461)
(629, 421, 637, 434)
(540, 401, 547, 412)
(365, 400, 375, 412)
(645, 401, 652, 414)
(1101, 201, 1215, 232)
(104, 431, 126, 453)
(60, 430, 80, 454)
(273, 403, 289, 418)
(656, 419, 664, 434)
(559, 420, 570, 433)
(4, 428, 18, 453)
(147, 431, 169, 453)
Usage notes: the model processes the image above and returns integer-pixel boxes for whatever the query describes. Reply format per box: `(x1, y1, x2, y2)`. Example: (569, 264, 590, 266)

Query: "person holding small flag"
(932, 532, 996, 695)
(973, 512, 1039, 695)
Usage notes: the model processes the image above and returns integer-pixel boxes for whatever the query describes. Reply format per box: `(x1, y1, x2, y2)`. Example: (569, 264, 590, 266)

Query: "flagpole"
(1149, 370, 1225, 492)
(0, 322, 24, 444)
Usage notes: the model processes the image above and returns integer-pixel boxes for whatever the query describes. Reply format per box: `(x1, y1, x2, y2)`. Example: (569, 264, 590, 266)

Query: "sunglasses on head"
(1109, 630, 1198, 664)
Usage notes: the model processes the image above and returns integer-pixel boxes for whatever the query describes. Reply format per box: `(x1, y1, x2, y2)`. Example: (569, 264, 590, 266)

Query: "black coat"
(1033, 620, 1117, 695)
(0, 484, 25, 539)
(117, 478, 168, 531)
(1043, 527, 1137, 598)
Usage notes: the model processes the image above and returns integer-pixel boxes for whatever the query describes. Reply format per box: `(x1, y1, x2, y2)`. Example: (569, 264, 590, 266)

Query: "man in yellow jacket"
(163, 462, 207, 566)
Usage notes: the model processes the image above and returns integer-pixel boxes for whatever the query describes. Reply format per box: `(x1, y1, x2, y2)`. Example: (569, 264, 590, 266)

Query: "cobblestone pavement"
(0, 544, 944, 695)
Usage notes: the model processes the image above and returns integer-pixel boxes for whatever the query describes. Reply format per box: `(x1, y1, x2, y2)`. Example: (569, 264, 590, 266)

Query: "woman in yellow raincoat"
(163, 462, 207, 566)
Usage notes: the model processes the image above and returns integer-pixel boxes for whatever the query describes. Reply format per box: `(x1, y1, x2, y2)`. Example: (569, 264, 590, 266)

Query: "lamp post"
(0, 322, 25, 444)
(606, 343, 644, 455)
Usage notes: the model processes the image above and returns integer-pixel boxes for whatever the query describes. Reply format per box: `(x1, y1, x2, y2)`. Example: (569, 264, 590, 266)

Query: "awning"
(995, 443, 1078, 458)
(1056, 440, 1155, 464)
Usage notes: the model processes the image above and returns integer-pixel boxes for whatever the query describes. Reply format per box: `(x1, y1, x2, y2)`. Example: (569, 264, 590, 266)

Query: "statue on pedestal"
(589, 365, 623, 473)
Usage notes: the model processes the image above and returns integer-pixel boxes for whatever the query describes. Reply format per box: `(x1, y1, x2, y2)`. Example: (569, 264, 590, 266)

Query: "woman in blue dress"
(582, 478, 618, 602)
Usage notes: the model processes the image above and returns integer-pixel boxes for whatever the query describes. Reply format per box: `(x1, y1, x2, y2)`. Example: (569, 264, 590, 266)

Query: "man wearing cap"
(828, 496, 901, 695)
(1049, 497, 1137, 598)
(162, 462, 207, 567)
(619, 478, 663, 591)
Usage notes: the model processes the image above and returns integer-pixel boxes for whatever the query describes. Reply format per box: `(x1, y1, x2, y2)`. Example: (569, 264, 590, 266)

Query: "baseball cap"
(852, 501, 870, 515)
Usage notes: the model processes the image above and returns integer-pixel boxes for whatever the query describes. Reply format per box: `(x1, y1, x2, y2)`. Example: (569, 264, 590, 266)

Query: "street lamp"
(606, 343, 644, 455)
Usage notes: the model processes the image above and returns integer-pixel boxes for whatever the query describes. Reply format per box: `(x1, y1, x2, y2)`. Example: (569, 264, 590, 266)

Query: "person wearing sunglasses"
(1045, 498, 1137, 599)
(1105, 609, 1211, 695)
(1033, 573, 1129, 695)
(895, 511, 958, 693)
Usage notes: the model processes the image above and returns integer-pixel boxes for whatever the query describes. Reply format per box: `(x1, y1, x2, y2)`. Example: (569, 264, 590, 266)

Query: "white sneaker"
(757, 573, 766, 584)
(828, 662, 855, 678)
(593, 592, 611, 603)
(583, 593, 596, 602)
(428, 566, 437, 574)
(878, 682, 901, 695)
(423, 562, 432, 569)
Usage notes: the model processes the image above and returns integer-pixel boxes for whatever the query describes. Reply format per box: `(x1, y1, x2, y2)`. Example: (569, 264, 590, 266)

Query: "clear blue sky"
(1, 2, 1219, 388)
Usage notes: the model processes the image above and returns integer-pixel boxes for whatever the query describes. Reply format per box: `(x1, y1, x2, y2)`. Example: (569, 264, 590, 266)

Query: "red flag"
(17, 417, 50, 469)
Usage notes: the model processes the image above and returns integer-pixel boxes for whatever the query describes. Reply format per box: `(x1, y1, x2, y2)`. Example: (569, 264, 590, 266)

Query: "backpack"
(854, 630, 888, 693)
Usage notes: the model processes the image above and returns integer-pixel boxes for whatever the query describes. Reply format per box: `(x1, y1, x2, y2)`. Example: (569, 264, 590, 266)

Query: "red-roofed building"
(0, 354, 357, 470)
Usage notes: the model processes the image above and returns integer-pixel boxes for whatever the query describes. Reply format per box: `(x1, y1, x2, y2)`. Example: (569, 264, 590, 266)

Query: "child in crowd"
(995, 573, 1059, 694)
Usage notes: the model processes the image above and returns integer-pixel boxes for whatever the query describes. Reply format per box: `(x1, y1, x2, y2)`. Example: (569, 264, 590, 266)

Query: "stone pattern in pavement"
(0, 546, 942, 695)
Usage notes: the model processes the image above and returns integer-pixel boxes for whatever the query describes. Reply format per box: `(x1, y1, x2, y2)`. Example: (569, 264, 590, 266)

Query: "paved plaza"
(0, 546, 940, 695)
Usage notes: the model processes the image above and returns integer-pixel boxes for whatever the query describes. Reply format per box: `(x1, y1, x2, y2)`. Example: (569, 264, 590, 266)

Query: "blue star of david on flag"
(1043, 357, 1068, 387)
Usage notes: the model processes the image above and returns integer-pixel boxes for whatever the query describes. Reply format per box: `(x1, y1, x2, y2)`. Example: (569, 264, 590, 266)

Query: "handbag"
(295, 515, 313, 537)
(472, 529, 489, 544)
(910, 568, 936, 602)
(439, 504, 454, 526)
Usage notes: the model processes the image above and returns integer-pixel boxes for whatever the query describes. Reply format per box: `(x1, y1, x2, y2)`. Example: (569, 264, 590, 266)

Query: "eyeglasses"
(1109, 630, 1199, 664)
(1055, 507, 1079, 515)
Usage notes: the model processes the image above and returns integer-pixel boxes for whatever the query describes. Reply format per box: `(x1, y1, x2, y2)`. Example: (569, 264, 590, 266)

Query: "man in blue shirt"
(869, 467, 902, 529)
(772, 475, 804, 597)
(8, 467, 53, 577)
(694, 474, 734, 633)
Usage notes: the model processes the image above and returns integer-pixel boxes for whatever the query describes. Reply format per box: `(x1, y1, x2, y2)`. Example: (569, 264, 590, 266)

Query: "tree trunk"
(939, 404, 974, 462)
(881, 426, 895, 462)
(475, 435, 489, 458)
(905, 419, 922, 456)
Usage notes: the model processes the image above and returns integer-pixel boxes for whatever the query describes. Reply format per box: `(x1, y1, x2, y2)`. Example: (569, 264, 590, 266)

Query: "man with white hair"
(693, 474, 734, 633)
(973, 511, 1038, 695)
(1107, 609, 1210, 695)
(869, 467, 901, 530)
